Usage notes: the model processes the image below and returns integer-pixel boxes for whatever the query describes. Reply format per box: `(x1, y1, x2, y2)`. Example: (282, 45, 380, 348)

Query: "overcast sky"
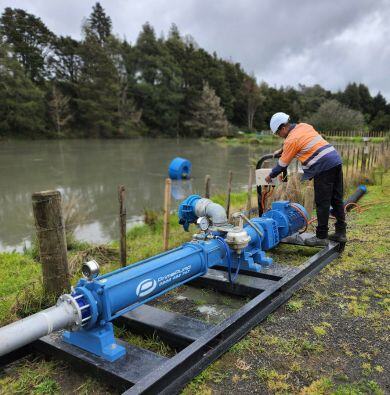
(1, 0, 389, 99)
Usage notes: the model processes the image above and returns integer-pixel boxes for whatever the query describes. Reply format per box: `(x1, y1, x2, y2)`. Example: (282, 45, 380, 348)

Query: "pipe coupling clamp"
(57, 294, 83, 331)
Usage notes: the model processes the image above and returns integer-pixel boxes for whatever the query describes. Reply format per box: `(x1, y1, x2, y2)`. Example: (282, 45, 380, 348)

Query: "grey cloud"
(1, 0, 389, 98)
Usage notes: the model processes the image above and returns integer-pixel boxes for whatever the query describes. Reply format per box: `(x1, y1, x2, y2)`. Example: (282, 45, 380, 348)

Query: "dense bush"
(0, 4, 389, 138)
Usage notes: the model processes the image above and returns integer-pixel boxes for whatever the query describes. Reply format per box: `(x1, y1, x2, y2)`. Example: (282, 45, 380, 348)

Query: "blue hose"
(232, 255, 241, 283)
(215, 236, 241, 284)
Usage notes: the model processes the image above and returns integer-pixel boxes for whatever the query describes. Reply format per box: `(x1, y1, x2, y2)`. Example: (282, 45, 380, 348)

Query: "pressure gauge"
(82, 260, 100, 281)
(196, 216, 210, 232)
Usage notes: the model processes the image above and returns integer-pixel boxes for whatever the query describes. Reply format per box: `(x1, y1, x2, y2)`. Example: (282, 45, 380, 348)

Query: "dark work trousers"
(313, 164, 346, 239)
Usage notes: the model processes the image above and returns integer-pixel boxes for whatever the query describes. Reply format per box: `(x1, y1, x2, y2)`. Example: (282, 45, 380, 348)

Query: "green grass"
(215, 133, 279, 146)
(301, 377, 384, 395)
(286, 298, 304, 312)
(213, 132, 388, 146)
(325, 135, 387, 143)
(115, 326, 174, 357)
(0, 358, 61, 394)
(0, 253, 41, 325)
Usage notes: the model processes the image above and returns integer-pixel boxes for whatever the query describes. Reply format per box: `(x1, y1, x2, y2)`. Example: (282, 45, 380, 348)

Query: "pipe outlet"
(195, 198, 228, 227)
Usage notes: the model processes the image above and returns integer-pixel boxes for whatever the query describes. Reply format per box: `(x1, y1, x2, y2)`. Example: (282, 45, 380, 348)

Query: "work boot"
(328, 231, 347, 243)
(305, 236, 329, 247)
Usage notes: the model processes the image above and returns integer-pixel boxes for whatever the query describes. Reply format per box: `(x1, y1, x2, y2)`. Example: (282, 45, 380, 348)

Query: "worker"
(265, 112, 347, 246)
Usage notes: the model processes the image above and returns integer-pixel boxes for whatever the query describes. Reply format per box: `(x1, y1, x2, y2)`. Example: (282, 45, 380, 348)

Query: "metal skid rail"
(0, 236, 341, 395)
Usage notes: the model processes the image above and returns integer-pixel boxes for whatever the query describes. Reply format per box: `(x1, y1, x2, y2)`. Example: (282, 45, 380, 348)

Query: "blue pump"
(63, 195, 308, 361)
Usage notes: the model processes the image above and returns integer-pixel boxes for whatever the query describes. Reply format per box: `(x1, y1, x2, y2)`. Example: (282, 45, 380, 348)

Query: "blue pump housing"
(263, 201, 308, 239)
(63, 196, 308, 362)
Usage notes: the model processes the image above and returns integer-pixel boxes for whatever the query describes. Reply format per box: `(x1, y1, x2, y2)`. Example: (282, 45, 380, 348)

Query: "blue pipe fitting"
(178, 194, 201, 231)
(169, 157, 192, 180)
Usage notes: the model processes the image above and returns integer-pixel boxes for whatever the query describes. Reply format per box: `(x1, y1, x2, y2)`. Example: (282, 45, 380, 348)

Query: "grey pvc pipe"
(0, 301, 76, 357)
(195, 198, 228, 226)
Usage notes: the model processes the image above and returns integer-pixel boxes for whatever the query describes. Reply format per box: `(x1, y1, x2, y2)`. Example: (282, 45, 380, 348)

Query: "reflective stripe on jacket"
(269, 123, 342, 180)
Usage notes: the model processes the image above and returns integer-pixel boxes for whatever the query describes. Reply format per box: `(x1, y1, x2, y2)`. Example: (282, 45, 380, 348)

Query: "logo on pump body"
(136, 278, 157, 298)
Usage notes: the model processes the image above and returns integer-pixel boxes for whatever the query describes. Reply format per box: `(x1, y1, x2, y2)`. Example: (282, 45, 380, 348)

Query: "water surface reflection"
(0, 139, 277, 251)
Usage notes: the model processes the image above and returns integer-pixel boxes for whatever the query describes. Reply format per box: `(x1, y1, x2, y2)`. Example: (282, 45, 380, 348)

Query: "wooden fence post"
(163, 178, 172, 251)
(345, 144, 351, 182)
(225, 170, 233, 219)
(246, 166, 254, 216)
(32, 190, 70, 297)
(118, 185, 127, 267)
(205, 175, 211, 198)
(352, 147, 358, 179)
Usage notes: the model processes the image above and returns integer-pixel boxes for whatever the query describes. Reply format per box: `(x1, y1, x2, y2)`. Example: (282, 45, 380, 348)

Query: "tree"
(132, 23, 184, 136)
(241, 76, 264, 130)
(110, 38, 142, 136)
(307, 99, 366, 131)
(86, 2, 112, 45)
(339, 82, 362, 111)
(0, 7, 55, 82)
(0, 44, 45, 137)
(372, 93, 388, 115)
(185, 82, 231, 137)
(222, 61, 247, 126)
(76, 22, 121, 137)
(370, 111, 390, 131)
(76, 3, 140, 138)
(51, 36, 82, 83)
(299, 84, 330, 116)
(357, 83, 373, 119)
(49, 85, 72, 136)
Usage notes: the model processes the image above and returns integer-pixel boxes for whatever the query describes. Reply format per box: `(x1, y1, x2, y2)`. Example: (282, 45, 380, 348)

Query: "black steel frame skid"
(0, 236, 341, 395)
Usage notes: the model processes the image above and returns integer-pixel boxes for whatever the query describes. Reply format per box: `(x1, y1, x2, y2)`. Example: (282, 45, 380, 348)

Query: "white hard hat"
(270, 112, 290, 134)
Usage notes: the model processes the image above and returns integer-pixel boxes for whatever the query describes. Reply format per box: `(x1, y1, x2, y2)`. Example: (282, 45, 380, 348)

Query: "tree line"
(0, 3, 389, 139)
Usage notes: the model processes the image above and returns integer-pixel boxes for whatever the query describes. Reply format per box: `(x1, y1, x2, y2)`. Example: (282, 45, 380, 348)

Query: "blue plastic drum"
(168, 157, 192, 180)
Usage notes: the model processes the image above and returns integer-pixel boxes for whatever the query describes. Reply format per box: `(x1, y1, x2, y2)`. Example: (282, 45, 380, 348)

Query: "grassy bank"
(214, 133, 388, 146)
(216, 133, 279, 146)
(0, 175, 389, 393)
(324, 135, 387, 143)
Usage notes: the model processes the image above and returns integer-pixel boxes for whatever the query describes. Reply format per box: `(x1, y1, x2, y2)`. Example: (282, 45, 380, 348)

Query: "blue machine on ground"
(0, 195, 309, 363)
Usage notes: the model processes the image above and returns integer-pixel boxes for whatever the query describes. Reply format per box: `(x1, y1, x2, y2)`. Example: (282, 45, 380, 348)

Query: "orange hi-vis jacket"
(269, 123, 342, 180)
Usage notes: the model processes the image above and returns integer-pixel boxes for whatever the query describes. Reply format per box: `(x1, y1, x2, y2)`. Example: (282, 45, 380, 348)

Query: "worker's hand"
(272, 148, 283, 158)
(265, 175, 272, 183)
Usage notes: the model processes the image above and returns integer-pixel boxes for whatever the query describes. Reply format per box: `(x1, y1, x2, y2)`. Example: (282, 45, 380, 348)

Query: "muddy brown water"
(0, 138, 279, 251)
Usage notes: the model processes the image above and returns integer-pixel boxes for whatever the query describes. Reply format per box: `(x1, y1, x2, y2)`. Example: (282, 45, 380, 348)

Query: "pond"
(0, 138, 279, 251)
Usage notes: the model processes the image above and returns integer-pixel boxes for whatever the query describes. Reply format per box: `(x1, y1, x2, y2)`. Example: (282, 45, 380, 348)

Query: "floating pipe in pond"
(168, 157, 192, 180)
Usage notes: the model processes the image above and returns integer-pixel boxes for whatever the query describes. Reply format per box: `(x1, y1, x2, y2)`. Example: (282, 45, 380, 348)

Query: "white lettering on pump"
(135, 265, 192, 298)
(157, 265, 192, 287)
(136, 279, 157, 298)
